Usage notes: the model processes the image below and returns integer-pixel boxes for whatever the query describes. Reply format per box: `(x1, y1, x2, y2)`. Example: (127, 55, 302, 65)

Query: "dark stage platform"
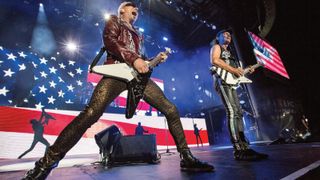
(1, 142, 320, 180)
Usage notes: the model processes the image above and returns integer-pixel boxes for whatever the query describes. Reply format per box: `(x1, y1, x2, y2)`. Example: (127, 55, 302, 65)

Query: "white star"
(67, 84, 74, 92)
(59, 63, 66, 69)
(0, 46, 3, 50)
(39, 57, 48, 64)
(58, 90, 65, 98)
(35, 102, 45, 109)
(58, 76, 64, 83)
(49, 81, 57, 88)
(0, 61, 3, 66)
(0, 86, 9, 96)
(68, 71, 75, 77)
(34, 76, 39, 80)
(40, 71, 48, 78)
(48, 96, 56, 104)
(68, 60, 76, 66)
(3, 68, 15, 77)
(76, 80, 83, 86)
(39, 85, 48, 94)
(49, 66, 57, 74)
(18, 51, 27, 58)
(18, 63, 26, 71)
(50, 57, 56, 61)
(76, 67, 83, 74)
(65, 99, 74, 104)
(7, 53, 17, 61)
(32, 61, 38, 68)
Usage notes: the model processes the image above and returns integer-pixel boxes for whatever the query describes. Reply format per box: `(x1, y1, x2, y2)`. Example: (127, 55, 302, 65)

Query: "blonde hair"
(117, 1, 137, 16)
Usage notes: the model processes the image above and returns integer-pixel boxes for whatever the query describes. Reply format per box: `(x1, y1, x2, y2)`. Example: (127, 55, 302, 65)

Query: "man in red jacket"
(22, 2, 213, 179)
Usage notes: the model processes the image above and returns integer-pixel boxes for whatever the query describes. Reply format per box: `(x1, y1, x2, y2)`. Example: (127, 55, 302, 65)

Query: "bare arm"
(210, 45, 244, 77)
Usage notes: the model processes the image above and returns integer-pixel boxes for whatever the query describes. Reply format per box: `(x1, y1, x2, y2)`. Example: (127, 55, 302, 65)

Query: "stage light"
(211, 24, 216, 30)
(172, 87, 176, 91)
(205, 90, 211, 97)
(104, 13, 111, 20)
(171, 78, 175, 81)
(194, 74, 199, 79)
(164, 0, 173, 5)
(190, 14, 198, 20)
(198, 99, 203, 103)
(66, 42, 78, 52)
(138, 27, 144, 32)
(163, 37, 168, 41)
(31, 2, 56, 56)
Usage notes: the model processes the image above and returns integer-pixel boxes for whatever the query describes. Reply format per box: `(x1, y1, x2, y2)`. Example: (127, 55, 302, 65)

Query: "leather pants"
(216, 82, 249, 150)
(47, 77, 189, 161)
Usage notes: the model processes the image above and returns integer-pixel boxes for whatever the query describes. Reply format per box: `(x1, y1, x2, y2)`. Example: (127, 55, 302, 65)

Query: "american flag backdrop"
(0, 45, 91, 110)
(248, 31, 290, 79)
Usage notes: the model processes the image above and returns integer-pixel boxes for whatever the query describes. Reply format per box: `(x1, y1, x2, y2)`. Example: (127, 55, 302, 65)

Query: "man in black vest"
(210, 29, 268, 161)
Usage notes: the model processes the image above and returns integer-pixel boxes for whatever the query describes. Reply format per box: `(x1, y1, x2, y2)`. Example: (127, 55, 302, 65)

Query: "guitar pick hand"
(231, 67, 244, 77)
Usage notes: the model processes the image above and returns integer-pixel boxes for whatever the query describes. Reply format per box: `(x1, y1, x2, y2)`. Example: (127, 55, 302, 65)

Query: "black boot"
(234, 149, 268, 161)
(22, 150, 62, 180)
(22, 158, 58, 180)
(180, 149, 214, 172)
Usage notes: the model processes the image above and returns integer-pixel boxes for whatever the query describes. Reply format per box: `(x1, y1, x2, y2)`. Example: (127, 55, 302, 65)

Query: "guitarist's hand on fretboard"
(158, 52, 168, 63)
(133, 58, 149, 74)
(248, 66, 255, 74)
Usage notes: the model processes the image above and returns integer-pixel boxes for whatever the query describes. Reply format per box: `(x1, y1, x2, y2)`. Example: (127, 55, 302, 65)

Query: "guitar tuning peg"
(164, 47, 172, 54)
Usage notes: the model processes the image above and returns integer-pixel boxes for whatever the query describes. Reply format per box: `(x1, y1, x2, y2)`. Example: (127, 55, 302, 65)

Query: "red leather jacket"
(103, 15, 143, 66)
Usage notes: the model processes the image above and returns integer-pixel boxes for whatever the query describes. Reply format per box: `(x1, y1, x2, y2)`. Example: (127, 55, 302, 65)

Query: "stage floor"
(1, 142, 320, 180)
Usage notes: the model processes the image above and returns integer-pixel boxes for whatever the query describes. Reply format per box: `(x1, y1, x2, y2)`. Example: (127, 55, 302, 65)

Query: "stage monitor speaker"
(94, 125, 122, 156)
(110, 134, 159, 164)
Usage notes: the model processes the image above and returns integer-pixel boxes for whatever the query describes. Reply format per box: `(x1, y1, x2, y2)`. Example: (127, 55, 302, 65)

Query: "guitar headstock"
(164, 47, 172, 55)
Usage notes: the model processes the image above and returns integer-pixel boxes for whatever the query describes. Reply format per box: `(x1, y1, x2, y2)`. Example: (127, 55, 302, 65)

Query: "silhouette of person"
(18, 119, 50, 159)
(135, 122, 148, 135)
(18, 108, 54, 159)
(193, 124, 203, 147)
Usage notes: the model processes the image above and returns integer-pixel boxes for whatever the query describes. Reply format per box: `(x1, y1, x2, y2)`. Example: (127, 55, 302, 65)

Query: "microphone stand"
(161, 117, 175, 156)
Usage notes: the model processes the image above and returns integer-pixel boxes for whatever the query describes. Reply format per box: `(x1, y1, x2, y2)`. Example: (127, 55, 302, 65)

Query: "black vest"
(219, 45, 238, 68)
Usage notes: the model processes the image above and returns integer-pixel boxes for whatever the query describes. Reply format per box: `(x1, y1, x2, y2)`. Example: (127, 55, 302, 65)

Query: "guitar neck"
(148, 56, 162, 69)
(243, 63, 261, 75)
(147, 50, 170, 69)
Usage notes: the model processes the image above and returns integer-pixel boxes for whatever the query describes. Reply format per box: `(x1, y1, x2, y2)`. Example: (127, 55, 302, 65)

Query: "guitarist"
(210, 29, 268, 161)
(23, 2, 213, 179)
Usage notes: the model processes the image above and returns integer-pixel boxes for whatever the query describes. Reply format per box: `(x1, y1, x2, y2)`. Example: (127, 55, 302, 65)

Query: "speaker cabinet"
(110, 134, 159, 164)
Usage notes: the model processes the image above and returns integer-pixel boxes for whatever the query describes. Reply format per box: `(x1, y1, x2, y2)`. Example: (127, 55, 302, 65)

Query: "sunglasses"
(132, 11, 138, 16)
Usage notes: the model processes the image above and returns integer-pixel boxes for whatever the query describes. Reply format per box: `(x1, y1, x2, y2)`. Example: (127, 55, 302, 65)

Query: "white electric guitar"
(91, 47, 171, 82)
(210, 63, 263, 86)
(91, 48, 172, 118)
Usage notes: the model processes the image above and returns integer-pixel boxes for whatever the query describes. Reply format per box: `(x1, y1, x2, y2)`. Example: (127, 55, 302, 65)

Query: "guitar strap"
(89, 47, 106, 72)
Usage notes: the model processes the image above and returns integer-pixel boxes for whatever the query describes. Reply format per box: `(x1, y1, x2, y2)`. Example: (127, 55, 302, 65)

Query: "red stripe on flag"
(0, 106, 208, 146)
